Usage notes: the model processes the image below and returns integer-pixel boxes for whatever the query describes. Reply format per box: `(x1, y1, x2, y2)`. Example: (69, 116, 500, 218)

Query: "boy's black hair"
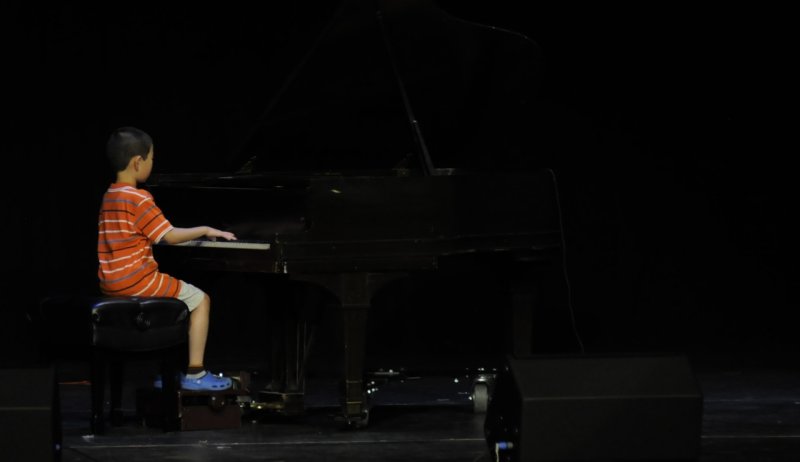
(106, 126, 153, 172)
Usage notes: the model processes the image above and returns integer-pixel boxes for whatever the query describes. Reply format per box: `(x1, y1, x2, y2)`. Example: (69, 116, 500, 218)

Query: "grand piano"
(148, 0, 566, 427)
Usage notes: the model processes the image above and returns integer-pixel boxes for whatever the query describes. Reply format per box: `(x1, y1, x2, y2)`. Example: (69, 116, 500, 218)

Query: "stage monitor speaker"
(0, 366, 62, 462)
(485, 354, 702, 461)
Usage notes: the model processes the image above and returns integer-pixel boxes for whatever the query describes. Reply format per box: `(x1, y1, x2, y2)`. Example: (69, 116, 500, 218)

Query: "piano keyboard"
(173, 239, 271, 250)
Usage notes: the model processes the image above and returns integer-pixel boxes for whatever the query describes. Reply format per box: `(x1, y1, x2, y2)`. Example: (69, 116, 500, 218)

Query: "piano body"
(149, 0, 564, 427)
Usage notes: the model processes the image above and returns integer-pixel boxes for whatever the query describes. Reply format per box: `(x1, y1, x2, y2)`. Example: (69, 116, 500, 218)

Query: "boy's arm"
(160, 226, 237, 245)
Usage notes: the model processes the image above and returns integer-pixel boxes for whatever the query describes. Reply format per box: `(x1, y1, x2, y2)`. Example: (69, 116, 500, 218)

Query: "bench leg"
(110, 359, 124, 426)
(160, 348, 182, 432)
(90, 349, 107, 434)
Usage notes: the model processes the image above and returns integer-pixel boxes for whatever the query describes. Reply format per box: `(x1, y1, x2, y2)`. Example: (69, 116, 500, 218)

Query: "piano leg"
(341, 301, 369, 427)
(507, 258, 574, 355)
(297, 272, 402, 428)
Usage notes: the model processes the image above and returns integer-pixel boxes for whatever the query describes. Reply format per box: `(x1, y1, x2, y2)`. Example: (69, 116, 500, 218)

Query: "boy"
(97, 126, 233, 391)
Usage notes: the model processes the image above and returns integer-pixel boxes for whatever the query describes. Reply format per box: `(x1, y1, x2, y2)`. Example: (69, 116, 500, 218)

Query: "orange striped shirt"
(97, 183, 182, 297)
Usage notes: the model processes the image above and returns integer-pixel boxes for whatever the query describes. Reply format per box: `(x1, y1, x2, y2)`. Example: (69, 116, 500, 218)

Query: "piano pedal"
(254, 390, 306, 417)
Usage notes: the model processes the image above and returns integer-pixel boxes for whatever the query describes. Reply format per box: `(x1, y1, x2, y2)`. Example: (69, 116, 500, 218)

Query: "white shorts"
(177, 281, 206, 312)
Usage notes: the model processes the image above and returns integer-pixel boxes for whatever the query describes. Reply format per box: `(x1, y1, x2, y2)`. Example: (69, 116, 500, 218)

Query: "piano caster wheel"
(472, 382, 489, 414)
(345, 409, 370, 429)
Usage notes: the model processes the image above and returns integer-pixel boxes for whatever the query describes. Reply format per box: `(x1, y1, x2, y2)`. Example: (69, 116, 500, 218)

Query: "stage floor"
(47, 352, 800, 462)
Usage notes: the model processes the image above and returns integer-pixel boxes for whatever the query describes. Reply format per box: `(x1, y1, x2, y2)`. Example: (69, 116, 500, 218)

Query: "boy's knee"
(190, 294, 211, 314)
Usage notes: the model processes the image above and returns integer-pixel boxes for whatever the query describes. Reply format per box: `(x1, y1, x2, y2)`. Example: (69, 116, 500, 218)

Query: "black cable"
(546, 167, 585, 354)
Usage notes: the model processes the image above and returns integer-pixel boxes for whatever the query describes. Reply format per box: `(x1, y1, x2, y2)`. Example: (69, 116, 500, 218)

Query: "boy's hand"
(205, 227, 237, 241)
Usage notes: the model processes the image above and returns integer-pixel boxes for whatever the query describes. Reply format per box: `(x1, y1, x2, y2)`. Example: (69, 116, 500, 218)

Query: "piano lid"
(227, 0, 544, 175)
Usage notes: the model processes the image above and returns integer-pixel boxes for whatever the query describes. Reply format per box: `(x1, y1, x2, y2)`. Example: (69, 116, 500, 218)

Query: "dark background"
(1, 1, 793, 369)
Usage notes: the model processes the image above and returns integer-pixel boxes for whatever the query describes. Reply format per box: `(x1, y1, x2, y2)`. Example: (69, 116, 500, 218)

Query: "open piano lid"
(222, 0, 544, 176)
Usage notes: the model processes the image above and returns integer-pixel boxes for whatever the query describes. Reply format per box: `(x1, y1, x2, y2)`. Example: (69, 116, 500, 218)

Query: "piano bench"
(87, 296, 189, 434)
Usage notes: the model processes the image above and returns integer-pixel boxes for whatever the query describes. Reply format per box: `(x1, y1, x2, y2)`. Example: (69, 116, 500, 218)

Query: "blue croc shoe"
(181, 371, 232, 391)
